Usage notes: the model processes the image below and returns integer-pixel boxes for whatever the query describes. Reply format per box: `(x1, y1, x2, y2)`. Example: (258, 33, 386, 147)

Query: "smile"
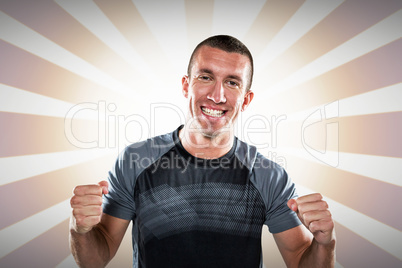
(201, 107, 226, 118)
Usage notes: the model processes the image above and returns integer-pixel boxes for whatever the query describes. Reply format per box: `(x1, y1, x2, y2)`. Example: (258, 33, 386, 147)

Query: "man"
(70, 35, 335, 267)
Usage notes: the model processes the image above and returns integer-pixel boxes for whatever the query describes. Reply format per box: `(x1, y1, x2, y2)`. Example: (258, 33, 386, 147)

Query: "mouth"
(201, 107, 226, 118)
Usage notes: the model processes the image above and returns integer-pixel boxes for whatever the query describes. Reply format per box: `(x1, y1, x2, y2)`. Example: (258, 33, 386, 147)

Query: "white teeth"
(202, 107, 224, 117)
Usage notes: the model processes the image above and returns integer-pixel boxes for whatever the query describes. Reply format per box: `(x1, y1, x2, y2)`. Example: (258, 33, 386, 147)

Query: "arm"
(273, 193, 336, 268)
(69, 181, 130, 268)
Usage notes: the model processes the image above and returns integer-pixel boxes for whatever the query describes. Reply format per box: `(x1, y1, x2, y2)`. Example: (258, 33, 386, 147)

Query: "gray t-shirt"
(103, 126, 301, 268)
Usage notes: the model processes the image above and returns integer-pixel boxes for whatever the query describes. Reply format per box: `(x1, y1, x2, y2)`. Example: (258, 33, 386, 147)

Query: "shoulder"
(122, 131, 175, 158)
(235, 138, 286, 176)
(235, 139, 293, 198)
(116, 130, 176, 176)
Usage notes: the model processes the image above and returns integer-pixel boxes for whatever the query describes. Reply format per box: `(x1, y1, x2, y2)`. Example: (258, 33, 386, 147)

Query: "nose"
(207, 81, 226, 104)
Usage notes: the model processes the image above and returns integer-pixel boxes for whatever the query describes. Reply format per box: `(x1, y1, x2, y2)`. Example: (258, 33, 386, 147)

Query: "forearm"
(69, 218, 111, 268)
(299, 238, 336, 268)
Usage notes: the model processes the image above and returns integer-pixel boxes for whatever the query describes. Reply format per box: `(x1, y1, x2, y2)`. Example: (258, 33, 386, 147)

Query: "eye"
(226, 80, 240, 88)
(199, 75, 211, 81)
(197, 75, 213, 83)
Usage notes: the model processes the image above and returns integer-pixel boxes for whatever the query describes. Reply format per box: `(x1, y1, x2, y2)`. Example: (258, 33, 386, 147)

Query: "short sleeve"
(251, 155, 301, 234)
(103, 150, 136, 221)
(264, 167, 301, 233)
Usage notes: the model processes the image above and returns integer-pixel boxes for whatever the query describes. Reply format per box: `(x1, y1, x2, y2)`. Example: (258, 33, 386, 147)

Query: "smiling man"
(180, 42, 254, 158)
(69, 35, 335, 268)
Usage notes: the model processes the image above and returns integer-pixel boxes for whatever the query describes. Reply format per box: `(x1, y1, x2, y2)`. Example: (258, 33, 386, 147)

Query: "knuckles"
(72, 185, 84, 196)
(70, 195, 79, 207)
(298, 201, 333, 227)
(70, 183, 104, 232)
(297, 200, 329, 215)
(70, 191, 103, 208)
(72, 184, 103, 196)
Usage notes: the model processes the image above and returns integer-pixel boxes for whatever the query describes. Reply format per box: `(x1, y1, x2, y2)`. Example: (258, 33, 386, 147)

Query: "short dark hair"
(187, 35, 254, 91)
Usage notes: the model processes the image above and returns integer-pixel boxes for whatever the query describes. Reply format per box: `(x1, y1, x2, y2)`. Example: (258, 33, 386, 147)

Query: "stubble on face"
(185, 46, 251, 142)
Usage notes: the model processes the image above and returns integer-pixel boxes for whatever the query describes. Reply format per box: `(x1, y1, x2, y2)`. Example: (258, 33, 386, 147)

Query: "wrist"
(70, 215, 94, 235)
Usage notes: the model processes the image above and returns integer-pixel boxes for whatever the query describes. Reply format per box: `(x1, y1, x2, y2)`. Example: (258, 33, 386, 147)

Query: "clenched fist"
(287, 193, 335, 246)
(70, 181, 109, 234)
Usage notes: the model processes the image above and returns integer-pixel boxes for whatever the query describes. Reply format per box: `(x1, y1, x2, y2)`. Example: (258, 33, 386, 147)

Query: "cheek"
(229, 94, 245, 109)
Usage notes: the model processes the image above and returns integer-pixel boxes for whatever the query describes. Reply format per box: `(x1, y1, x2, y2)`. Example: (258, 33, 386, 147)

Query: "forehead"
(192, 46, 251, 78)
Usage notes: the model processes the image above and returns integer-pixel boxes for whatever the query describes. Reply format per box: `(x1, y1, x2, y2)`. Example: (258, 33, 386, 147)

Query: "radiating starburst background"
(1, 0, 401, 267)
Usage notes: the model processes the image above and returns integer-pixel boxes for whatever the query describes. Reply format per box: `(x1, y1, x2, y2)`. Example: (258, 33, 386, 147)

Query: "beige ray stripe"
(277, 146, 402, 187)
(244, 0, 305, 56)
(0, 153, 115, 230)
(0, 11, 138, 98)
(0, 199, 70, 259)
(56, 255, 78, 268)
(0, 40, 130, 106)
(54, 0, 154, 82)
(94, 0, 172, 83)
(0, 0, 148, 95)
(94, 0, 182, 101)
(273, 147, 401, 230)
(0, 219, 70, 267)
(131, 0, 188, 73)
(334, 221, 401, 267)
(0, 84, 96, 119)
(0, 112, 99, 158)
(257, 0, 402, 90)
(252, 39, 401, 117)
(211, 0, 266, 39)
(184, 0, 214, 50)
(255, 0, 344, 70)
(254, 110, 401, 159)
(338, 83, 402, 117)
(0, 149, 115, 186)
(259, 9, 402, 99)
(296, 185, 402, 261)
(286, 83, 402, 121)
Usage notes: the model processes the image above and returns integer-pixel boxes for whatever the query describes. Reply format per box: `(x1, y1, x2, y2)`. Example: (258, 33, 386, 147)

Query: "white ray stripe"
(296, 184, 402, 261)
(54, 0, 154, 82)
(256, 0, 344, 69)
(338, 83, 402, 117)
(286, 83, 402, 121)
(131, 0, 187, 72)
(261, 9, 402, 99)
(277, 147, 402, 187)
(212, 0, 266, 39)
(0, 11, 137, 98)
(0, 199, 70, 259)
(0, 149, 114, 186)
(56, 255, 79, 268)
(335, 262, 344, 268)
(0, 84, 98, 120)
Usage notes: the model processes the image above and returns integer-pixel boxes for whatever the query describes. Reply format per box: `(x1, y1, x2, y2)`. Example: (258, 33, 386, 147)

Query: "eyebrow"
(198, 68, 214, 75)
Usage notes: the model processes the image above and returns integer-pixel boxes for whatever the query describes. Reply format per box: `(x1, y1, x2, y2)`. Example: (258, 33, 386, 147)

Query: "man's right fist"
(70, 181, 109, 234)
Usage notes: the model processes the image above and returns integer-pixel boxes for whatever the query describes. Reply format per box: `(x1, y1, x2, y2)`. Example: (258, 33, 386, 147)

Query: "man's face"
(182, 46, 254, 138)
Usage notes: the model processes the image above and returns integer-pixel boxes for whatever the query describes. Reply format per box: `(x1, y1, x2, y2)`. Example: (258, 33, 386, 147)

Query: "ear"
(241, 90, 254, 112)
(182, 75, 189, 98)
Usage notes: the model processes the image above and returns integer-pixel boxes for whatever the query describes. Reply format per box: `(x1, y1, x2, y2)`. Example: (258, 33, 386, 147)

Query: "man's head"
(187, 35, 254, 91)
(182, 35, 254, 139)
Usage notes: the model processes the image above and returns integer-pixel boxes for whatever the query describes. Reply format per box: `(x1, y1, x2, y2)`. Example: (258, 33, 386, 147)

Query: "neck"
(179, 124, 235, 159)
